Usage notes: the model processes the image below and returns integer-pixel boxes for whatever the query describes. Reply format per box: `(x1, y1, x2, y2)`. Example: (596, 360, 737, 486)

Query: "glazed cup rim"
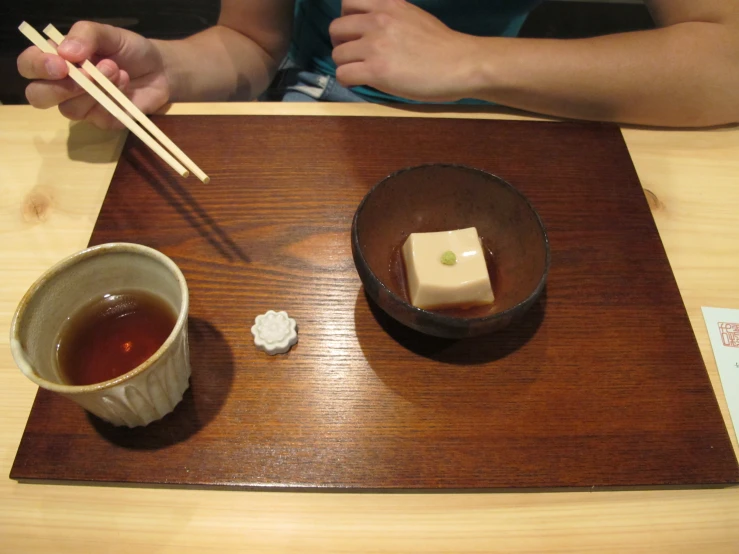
(9, 242, 189, 395)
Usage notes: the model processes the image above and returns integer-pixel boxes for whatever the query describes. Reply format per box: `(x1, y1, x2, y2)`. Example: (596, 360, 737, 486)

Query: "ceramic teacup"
(10, 243, 190, 427)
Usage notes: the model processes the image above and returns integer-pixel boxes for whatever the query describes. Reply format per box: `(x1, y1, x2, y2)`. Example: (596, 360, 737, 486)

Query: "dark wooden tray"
(11, 115, 739, 489)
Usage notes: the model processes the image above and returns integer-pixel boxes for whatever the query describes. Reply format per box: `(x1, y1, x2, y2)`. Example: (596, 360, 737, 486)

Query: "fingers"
(331, 9, 390, 87)
(57, 61, 129, 129)
(18, 21, 125, 79)
(21, 46, 76, 109)
(17, 46, 69, 80)
(57, 60, 124, 120)
(18, 20, 126, 111)
(335, 62, 373, 88)
(61, 100, 123, 130)
(341, 0, 402, 16)
(27, 59, 122, 111)
(86, 104, 124, 131)
(332, 40, 367, 66)
(18, 20, 136, 130)
(26, 78, 81, 109)
(57, 21, 124, 63)
(329, 14, 379, 47)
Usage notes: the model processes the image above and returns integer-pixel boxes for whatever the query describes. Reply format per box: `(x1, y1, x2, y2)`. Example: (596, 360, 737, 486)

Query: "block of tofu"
(401, 227, 495, 311)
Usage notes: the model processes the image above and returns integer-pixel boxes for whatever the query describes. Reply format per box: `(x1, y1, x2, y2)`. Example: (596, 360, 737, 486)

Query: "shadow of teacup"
(88, 317, 234, 449)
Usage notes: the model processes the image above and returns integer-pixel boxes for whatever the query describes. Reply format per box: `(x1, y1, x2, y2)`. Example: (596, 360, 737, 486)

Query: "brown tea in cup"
(57, 290, 177, 386)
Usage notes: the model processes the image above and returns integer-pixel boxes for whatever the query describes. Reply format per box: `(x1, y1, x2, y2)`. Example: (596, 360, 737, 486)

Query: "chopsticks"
(18, 21, 210, 183)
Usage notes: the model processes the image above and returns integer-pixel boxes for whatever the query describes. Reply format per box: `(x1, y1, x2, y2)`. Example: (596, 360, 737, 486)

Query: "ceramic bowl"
(351, 164, 550, 339)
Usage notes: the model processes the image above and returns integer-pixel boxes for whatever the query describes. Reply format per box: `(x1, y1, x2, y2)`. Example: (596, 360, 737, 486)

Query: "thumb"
(57, 21, 124, 63)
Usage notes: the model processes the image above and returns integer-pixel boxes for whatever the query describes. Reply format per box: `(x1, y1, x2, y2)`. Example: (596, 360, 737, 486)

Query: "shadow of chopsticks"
(125, 143, 250, 263)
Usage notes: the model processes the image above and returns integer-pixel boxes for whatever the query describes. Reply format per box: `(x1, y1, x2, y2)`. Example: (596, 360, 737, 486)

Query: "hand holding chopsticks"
(18, 21, 210, 184)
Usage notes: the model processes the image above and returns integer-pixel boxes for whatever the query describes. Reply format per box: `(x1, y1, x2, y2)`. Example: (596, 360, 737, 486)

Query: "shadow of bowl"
(354, 287, 548, 411)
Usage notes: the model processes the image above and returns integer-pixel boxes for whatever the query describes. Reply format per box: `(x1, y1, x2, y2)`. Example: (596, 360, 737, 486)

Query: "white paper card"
(702, 307, 739, 440)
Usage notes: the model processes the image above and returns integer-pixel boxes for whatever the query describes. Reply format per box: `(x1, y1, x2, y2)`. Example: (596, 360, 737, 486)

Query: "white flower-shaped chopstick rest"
(251, 310, 298, 355)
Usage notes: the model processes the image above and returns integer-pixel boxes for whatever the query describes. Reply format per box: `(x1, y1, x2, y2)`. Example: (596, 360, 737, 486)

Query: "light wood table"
(1, 103, 738, 553)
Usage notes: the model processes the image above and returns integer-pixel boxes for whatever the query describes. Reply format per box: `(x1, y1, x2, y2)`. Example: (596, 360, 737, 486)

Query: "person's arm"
(17, 0, 294, 129)
(159, 0, 294, 102)
(330, 0, 739, 127)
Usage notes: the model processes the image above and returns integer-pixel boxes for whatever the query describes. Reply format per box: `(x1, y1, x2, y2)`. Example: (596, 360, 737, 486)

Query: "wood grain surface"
(3, 105, 739, 553)
(9, 115, 739, 489)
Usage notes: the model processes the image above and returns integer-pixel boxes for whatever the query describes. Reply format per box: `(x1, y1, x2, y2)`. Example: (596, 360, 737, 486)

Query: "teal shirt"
(290, 0, 542, 103)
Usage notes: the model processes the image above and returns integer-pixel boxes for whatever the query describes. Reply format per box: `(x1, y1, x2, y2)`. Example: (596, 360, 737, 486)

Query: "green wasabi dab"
(440, 251, 457, 266)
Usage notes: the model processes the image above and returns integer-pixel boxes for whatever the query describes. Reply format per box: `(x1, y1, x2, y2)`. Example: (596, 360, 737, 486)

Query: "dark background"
(0, 1, 654, 105)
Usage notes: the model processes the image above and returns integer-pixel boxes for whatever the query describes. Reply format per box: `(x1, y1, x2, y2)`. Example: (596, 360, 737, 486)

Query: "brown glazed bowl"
(351, 164, 550, 339)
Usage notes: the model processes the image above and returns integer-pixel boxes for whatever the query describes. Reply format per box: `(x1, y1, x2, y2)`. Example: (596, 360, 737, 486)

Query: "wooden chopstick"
(18, 21, 190, 179)
(43, 24, 210, 184)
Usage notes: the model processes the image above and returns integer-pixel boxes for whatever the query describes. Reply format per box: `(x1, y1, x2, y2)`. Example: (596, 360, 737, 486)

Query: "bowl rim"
(352, 163, 551, 326)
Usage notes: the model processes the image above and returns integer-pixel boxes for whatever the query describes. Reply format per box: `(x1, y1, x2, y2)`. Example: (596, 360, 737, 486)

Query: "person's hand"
(329, 0, 484, 102)
(17, 21, 171, 129)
